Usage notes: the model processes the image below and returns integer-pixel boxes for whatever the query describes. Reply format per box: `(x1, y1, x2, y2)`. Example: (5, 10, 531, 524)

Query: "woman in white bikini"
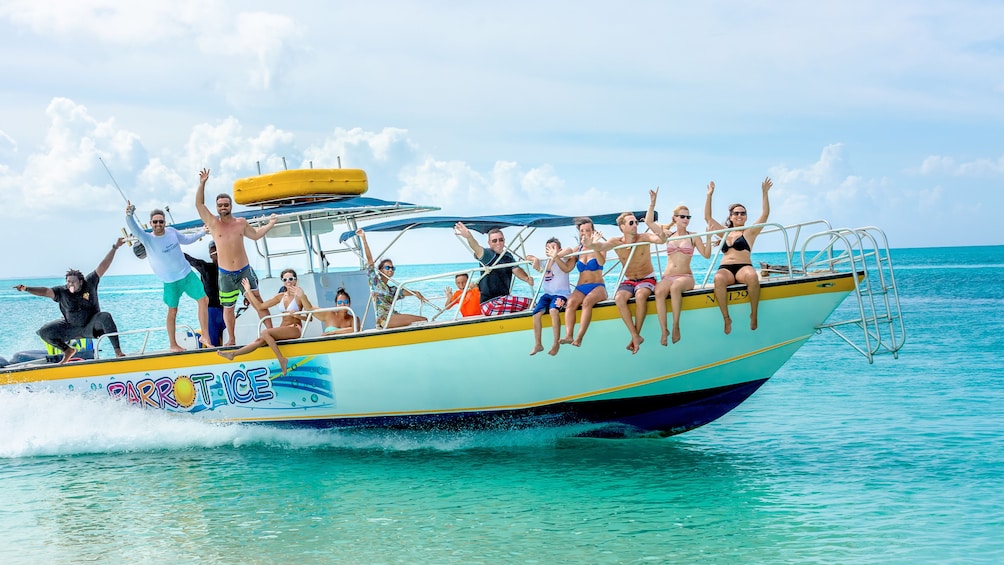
(703, 177, 773, 335)
(218, 268, 313, 375)
(646, 193, 711, 345)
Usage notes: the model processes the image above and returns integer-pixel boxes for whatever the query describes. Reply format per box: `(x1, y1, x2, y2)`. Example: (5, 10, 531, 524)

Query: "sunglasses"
(732, 211, 747, 216)
(282, 276, 297, 282)
(489, 238, 504, 244)
(336, 299, 350, 305)
(382, 265, 396, 271)
(150, 219, 166, 224)
(676, 214, 691, 219)
(625, 220, 637, 226)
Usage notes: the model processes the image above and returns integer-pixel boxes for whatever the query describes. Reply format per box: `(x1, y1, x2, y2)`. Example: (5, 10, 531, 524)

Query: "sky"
(1, 0, 1002, 279)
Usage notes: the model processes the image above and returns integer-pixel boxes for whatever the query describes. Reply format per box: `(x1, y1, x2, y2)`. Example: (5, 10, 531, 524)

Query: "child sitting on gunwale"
(527, 237, 575, 356)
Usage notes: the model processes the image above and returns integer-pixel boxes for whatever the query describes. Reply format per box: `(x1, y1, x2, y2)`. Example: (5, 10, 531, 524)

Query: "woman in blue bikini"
(704, 177, 772, 335)
(560, 217, 608, 347)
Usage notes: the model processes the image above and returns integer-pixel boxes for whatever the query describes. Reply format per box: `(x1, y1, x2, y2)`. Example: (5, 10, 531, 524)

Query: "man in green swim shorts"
(195, 168, 278, 346)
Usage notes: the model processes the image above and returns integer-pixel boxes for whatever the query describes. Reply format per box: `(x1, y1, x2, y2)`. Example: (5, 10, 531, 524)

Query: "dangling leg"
(670, 276, 695, 344)
(654, 279, 671, 346)
(714, 269, 735, 335)
(737, 267, 761, 331)
(574, 287, 607, 347)
(530, 312, 544, 355)
(548, 306, 562, 356)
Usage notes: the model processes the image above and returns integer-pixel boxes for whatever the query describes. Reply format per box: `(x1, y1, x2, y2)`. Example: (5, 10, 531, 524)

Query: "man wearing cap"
(185, 242, 225, 347)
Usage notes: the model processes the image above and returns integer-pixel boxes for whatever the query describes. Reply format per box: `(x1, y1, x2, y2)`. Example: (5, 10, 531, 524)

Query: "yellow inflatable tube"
(233, 169, 368, 205)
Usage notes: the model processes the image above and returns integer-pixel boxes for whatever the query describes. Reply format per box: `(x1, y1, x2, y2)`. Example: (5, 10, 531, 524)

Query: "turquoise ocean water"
(1, 246, 1002, 563)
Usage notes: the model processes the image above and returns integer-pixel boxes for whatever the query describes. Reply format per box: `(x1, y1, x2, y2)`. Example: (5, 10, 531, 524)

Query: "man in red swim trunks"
(588, 202, 662, 354)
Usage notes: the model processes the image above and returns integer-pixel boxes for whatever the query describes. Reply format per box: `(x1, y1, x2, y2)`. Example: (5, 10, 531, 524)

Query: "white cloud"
(916, 154, 1004, 177)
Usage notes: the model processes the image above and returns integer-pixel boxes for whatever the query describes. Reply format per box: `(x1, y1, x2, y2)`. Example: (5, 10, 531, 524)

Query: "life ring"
(233, 169, 368, 205)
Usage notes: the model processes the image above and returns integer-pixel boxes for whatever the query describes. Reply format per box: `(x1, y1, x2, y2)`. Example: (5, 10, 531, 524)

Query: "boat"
(0, 169, 906, 438)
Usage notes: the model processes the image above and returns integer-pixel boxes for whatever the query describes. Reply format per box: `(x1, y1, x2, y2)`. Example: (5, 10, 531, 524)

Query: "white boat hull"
(1, 272, 855, 437)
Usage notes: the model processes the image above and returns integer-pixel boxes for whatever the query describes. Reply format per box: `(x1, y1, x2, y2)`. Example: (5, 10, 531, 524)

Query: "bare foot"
(671, 326, 681, 344)
(217, 351, 235, 361)
(660, 330, 669, 347)
(548, 342, 560, 356)
(224, 340, 235, 347)
(59, 349, 76, 364)
(170, 344, 186, 353)
(571, 339, 582, 347)
(278, 356, 289, 376)
(199, 336, 213, 349)
(115, 350, 126, 358)
(723, 316, 732, 335)
(559, 336, 573, 345)
(750, 315, 758, 331)
(529, 344, 544, 356)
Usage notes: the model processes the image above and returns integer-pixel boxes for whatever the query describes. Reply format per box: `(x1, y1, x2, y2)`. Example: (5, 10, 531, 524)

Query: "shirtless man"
(588, 195, 662, 354)
(195, 168, 278, 345)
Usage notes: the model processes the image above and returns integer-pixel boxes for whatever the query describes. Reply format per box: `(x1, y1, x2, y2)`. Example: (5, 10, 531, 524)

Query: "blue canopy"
(338, 210, 656, 243)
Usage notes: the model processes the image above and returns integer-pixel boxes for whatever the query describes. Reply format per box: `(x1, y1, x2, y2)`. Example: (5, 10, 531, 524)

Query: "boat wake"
(0, 389, 608, 458)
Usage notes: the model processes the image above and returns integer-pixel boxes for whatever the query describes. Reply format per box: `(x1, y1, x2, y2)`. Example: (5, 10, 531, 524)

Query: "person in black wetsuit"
(12, 238, 127, 363)
(704, 177, 773, 335)
(185, 242, 225, 347)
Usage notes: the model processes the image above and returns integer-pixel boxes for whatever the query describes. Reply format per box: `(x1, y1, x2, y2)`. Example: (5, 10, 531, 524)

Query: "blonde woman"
(646, 194, 711, 345)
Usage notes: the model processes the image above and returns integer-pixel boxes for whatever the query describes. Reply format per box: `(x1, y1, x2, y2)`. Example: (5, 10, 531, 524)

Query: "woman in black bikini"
(704, 177, 773, 335)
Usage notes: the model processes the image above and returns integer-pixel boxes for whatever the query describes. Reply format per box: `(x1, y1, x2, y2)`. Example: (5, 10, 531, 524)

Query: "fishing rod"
(98, 156, 147, 259)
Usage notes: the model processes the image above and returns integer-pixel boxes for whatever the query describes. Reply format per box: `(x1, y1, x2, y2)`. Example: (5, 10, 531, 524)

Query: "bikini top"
(575, 244, 603, 273)
(577, 258, 602, 272)
(666, 237, 695, 256)
(282, 295, 301, 313)
(721, 233, 751, 253)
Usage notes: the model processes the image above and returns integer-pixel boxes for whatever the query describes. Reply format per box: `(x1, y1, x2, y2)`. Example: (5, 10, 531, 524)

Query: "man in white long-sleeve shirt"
(126, 201, 211, 351)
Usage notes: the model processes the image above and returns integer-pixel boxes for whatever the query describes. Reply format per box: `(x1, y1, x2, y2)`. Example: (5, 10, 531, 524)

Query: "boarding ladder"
(801, 226, 906, 363)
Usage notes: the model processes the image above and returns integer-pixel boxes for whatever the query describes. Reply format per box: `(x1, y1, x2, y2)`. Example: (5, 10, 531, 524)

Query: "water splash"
(0, 389, 604, 458)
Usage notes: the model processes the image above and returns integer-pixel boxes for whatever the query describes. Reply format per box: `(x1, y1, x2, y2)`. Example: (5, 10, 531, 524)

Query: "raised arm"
(244, 214, 278, 241)
(124, 200, 145, 241)
(241, 278, 282, 310)
(355, 228, 375, 267)
(692, 232, 713, 259)
(553, 247, 577, 273)
(704, 181, 724, 231)
(645, 187, 667, 242)
(296, 287, 316, 312)
(753, 177, 772, 227)
(194, 168, 215, 226)
(95, 238, 125, 277)
(453, 222, 484, 258)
